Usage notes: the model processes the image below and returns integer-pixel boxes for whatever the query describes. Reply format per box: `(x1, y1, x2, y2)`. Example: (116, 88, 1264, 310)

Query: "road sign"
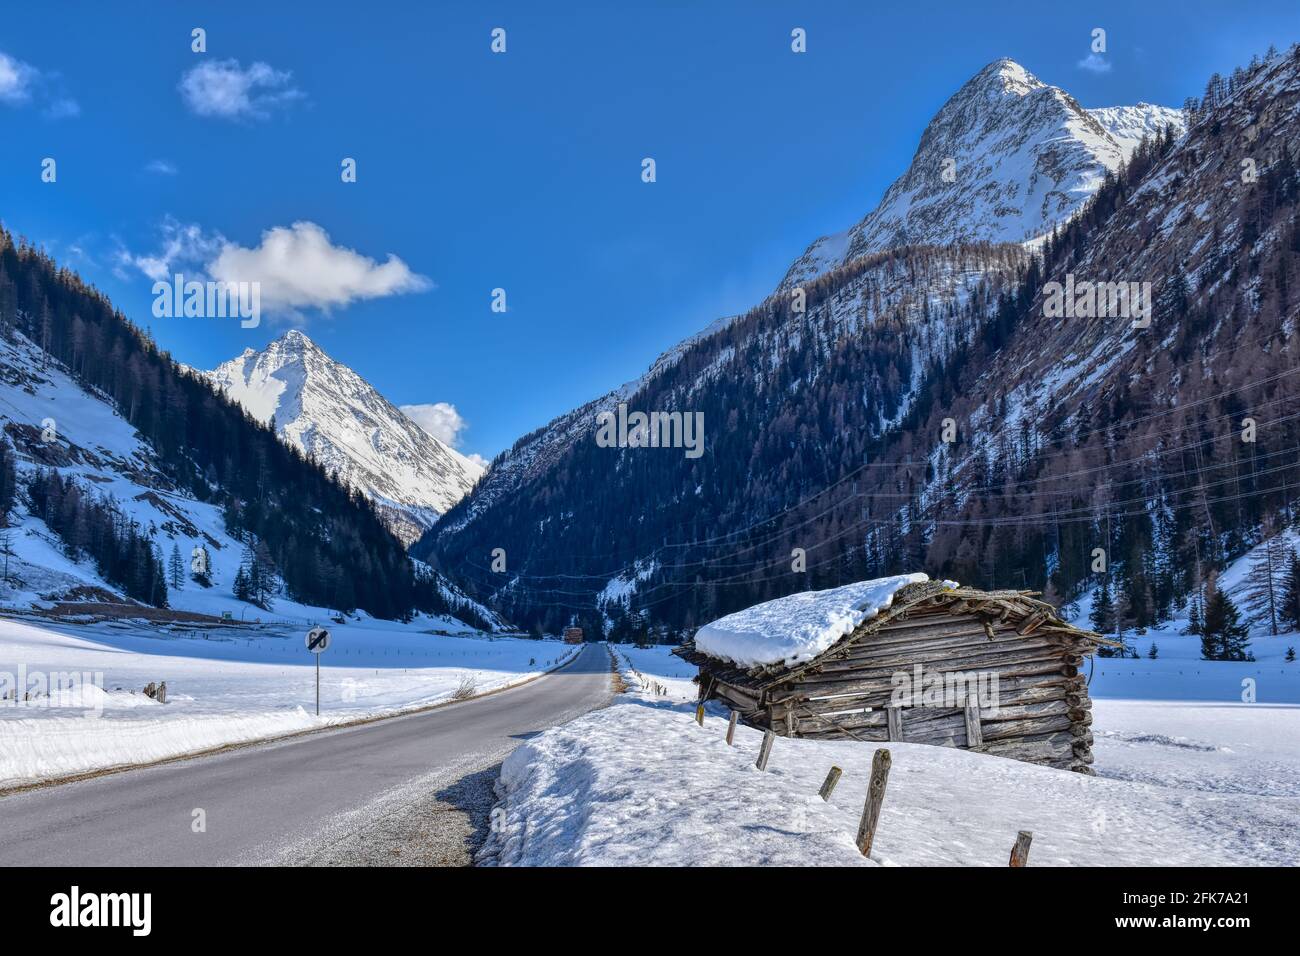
(305, 627, 330, 716)
(305, 627, 331, 654)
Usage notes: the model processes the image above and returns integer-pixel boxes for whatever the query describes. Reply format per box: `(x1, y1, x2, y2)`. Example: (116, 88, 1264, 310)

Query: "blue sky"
(3, 1, 1297, 461)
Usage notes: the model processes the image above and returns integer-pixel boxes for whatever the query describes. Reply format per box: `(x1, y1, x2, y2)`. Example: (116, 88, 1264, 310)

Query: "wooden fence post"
(818, 766, 843, 801)
(726, 710, 738, 746)
(755, 730, 775, 771)
(855, 748, 892, 856)
(1009, 830, 1033, 867)
(695, 703, 705, 726)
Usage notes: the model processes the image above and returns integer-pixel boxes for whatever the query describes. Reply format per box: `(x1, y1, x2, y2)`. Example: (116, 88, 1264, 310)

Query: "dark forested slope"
(424, 45, 1300, 641)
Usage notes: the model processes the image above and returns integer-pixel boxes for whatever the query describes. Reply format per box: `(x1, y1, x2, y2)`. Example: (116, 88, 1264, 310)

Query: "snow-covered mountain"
(429, 58, 1183, 553)
(780, 59, 1184, 288)
(425, 48, 1300, 637)
(0, 325, 498, 629)
(1086, 102, 1185, 155)
(203, 330, 484, 546)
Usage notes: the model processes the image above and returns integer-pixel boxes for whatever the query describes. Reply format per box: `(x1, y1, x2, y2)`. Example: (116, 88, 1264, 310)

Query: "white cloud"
(145, 159, 178, 175)
(178, 59, 303, 120)
(208, 222, 431, 311)
(0, 50, 78, 118)
(0, 52, 36, 103)
(400, 402, 470, 448)
(115, 217, 223, 282)
(1076, 53, 1112, 74)
(119, 219, 430, 313)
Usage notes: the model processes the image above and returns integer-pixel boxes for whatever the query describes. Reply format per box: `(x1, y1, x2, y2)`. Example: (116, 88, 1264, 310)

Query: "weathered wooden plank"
(887, 705, 904, 741)
(779, 671, 1087, 713)
(775, 657, 1077, 701)
(710, 681, 762, 711)
(1016, 612, 1047, 636)
(825, 642, 1069, 673)
(819, 766, 843, 801)
(838, 629, 1015, 659)
(854, 617, 1006, 643)
(980, 700, 1073, 722)
(779, 700, 877, 724)
(795, 723, 890, 742)
(876, 612, 983, 629)
(832, 629, 1078, 665)
(965, 700, 983, 748)
(726, 709, 738, 746)
(980, 714, 1075, 741)
(803, 709, 975, 747)
(978, 730, 1077, 762)
(856, 749, 891, 856)
(821, 639, 1065, 672)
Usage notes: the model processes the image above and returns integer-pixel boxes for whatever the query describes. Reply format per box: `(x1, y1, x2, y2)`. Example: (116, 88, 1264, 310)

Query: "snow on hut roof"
(693, 573, 954, 669)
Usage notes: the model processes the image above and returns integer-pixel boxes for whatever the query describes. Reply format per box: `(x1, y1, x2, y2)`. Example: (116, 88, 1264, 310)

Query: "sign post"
(305, 626, 331, 716)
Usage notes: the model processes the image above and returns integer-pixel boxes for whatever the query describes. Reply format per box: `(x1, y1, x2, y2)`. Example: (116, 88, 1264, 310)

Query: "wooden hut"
(674, 579, 1116, 773)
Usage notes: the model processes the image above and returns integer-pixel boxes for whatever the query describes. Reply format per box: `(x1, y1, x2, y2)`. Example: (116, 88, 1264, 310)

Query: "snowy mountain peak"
(272, 327, 315, 352)
(205, 331, 484, 546)
(969, 57, 1045, 97)
(780, 60, 1185, 289)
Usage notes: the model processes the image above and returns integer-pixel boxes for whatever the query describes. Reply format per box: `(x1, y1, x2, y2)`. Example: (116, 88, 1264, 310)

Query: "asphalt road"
(0, 642, 613, 866)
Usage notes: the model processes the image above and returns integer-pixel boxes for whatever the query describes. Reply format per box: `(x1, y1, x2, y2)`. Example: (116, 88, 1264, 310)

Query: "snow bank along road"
(0, 642, 612, 866)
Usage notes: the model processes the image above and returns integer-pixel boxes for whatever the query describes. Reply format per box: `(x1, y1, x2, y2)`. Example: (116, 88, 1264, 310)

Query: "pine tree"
(237, 538, 277, 609)
(1244, 532, 1286, 635)
(238, 543, 258, 606)
(1279, 547, 1300, 631)
(168, 543, 184, 590)
(1147, 643, 1159, 659)
(0, 438, 16, 524)
(1113, 589, 1134, 658)
(1202, 575, 1250, 661)
(252, 538, 277, 608)
(1187, 585, 1205, 636)
(1091, 578, 1119, 656)
(1286, 647, 1296, 663)
(0, 528, 13, 585)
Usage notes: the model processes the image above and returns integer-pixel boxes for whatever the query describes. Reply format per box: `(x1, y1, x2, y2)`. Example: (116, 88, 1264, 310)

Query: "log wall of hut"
(675, 585, 1109, 774)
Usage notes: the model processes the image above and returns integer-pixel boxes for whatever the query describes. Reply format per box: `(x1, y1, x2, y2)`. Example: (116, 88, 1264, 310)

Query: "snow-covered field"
(0, 614, 577, 788)
(479, 644, 1300, 866)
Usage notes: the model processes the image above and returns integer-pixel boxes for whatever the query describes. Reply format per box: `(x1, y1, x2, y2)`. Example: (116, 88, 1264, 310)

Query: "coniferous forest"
(25, 467, 169, 606)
